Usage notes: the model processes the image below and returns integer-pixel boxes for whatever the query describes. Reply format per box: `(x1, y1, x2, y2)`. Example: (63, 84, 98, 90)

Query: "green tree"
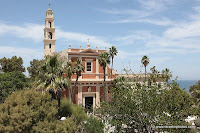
(141, 55, 150, 81)
(27, 59, 44, 81)
(162, 68, 172, 83)
(0, 56, 25, 73)
(99, 77, 195, 132)
(190, 80, 200, 103)
(60, 99, 87, 124)
(84, 116, 104, 133)
(72, 59, 85, 103)
(0, 89, 86, 133)
(98, 52, 110, 102)
(150, 66, 160, 83)
(109, 46, 118, 81)
(35, 55, 69, 118)
(0, 71, 28, 103)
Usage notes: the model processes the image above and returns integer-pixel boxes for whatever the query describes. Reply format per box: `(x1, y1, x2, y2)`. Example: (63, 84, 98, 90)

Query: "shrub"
(72, 104, 87, 124)
(60, 99, 73, 117)
(84, 116, 104, 133)
(0, 90, 84, 133)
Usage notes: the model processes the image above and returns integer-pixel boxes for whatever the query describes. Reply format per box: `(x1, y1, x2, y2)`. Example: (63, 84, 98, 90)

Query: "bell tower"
(43, 4, 56, 56)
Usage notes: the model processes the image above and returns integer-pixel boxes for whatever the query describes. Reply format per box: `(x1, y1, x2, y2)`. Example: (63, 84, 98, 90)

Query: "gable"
(80, 49, 98, 54)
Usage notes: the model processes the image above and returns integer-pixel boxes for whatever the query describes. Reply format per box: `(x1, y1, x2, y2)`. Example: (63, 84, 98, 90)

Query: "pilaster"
(96, 58, 99, 79)
(96, 86, 100, 107)
(78, 85, 82, 105)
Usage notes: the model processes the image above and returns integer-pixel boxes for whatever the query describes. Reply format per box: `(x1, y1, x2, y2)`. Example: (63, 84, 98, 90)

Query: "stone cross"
(87, 38, 90, 43)
(48, 3, 51, 8)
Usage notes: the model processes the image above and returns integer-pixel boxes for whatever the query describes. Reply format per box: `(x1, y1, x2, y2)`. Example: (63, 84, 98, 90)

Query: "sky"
(0, 0, 200, 80)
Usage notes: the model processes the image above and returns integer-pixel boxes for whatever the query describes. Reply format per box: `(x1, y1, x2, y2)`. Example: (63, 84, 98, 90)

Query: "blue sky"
(0, 0, 200, 80)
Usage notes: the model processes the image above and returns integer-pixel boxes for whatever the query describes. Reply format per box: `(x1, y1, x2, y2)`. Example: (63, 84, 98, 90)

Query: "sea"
(176, 80, 198, 93)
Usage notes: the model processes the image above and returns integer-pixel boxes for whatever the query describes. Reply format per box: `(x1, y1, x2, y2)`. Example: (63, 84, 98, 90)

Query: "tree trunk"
(145, 66, 146, 82)
(68, 86, 72, 102)
(72, 74, 79, 103)
(68, 78, 72, 102)
(103, 67, 108, 102)
(111, 57, 113, 81)
(57, 88, 61, 119)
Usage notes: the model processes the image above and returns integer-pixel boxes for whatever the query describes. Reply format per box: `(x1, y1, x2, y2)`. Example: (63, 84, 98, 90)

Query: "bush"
(33, 117, 77, 133)
(84, 116, 104, 133)
(60, 99, 87, 124)
(60, 99, 73, 117)
(72, 104, 87, 124)
(0, 90, 84, 133)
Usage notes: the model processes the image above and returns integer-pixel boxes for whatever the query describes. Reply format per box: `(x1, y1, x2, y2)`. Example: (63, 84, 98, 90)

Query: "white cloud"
(97, 8, 152, 18)
(0, 23, 44, 42)
(0, 22, 111, 48)
(97, 0, 176, 26)
(138, 0, 166, 11)
(164, 21, 200, 39)
(56, 29, 111, 48)
(0, 46, 43, 59)
(98, 17, 174, 26)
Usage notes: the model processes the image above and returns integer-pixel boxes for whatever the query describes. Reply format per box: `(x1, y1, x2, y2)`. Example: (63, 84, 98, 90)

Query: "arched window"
(48, 32, 52, 39)
(48, 22, 51, 28)
(49, 44, 51, 49)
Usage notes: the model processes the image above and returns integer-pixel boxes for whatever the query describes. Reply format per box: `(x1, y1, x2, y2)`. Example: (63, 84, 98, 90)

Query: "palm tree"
(109, 46, 118, 81)
(161, 68, 172, 83)
(141, 55, 150, 81)
(98, 52, 110, 102)
(150, 66, 160, 83)
(36, 55, 69, 119)
(72, 59, 85, 103)
(65, 62, 73, 102)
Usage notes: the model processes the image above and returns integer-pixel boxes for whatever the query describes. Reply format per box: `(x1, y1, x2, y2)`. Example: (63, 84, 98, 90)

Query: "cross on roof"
(87, 38, 90, 43)
(48, 3, 51, 8)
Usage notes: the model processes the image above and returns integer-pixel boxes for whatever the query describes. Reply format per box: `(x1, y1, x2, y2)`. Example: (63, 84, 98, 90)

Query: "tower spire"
(43, 7, 56, 57)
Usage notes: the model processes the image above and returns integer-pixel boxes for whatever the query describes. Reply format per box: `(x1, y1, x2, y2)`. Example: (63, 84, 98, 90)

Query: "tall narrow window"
(86, 62, 92, 72)
(48, 32, 52, 39)
(49, 44, 51, 49)
(48, 22, 51, 28)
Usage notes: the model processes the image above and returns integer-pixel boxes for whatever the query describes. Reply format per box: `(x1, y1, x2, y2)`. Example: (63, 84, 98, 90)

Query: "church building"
(43, 7, 115, 109)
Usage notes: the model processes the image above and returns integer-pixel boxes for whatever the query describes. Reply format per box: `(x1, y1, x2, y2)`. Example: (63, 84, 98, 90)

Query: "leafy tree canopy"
(84, 116, 104, 133)
(27, 59, 44, 81)
(0, 56, 25, 73)
(190, 80, 200, 101)
(0, 71, 28, 103)
(99, 77, 196, 133)
(0, 89, 86, 133)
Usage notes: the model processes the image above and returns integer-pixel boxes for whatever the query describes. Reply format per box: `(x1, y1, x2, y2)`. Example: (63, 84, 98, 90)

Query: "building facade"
(43, 7, 115, 109)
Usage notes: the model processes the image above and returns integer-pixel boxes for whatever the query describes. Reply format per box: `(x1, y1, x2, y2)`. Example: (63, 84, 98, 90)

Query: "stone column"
(96, 58, 99, 79)
(45, 21, 48, 28)
(45, 30, 48, 39)
(78, 85, 82, 105)
(79, 56, 82, 79)
(96, 86, 100, 107)
(69, 56, 71, 62)
(52, 21, 55, 28)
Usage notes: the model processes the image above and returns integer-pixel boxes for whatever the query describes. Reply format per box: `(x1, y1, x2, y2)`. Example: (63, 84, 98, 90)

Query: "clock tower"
(43, 5, 56, 56)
